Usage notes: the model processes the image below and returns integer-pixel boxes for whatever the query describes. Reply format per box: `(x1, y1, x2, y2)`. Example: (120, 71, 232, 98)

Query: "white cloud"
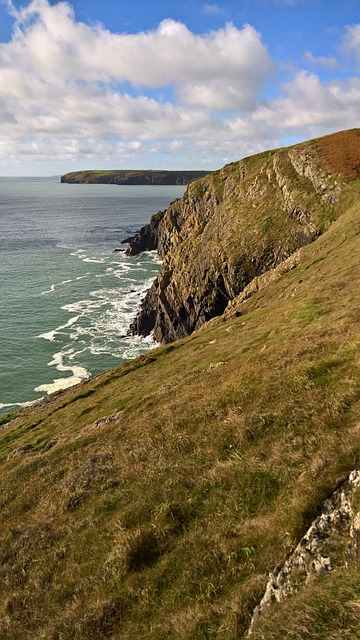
(0, 0, 359, 174)
(304, 51, 338, 69)
(0, 0, 275, 170)
(2, 2, 272, 109)
(230, 71, 360, 141)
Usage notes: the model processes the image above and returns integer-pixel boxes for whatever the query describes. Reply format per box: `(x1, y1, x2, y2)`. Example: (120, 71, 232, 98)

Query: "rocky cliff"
(61, 169, 209, 185)
(126, 129, 360, 343)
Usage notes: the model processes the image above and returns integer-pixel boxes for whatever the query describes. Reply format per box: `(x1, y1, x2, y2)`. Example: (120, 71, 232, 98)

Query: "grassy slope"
(133, 130, 360, 343)
(2, 135, 360, 639)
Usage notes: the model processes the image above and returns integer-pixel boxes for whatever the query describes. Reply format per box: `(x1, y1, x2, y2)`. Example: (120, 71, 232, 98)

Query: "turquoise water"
(0, 177, 184, 412)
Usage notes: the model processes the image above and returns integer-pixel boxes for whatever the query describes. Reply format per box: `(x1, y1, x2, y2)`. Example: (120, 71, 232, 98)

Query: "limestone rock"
(248, 469, 360, 636)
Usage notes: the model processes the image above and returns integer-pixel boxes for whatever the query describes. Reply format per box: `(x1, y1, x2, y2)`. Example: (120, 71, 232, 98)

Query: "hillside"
(1, 129, 360, 639)
(61, 170, 210, 186)
(126, 128, 360, 342)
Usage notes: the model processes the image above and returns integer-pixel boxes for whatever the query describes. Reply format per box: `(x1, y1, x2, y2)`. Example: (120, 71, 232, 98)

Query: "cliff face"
(61, 169, 209, 185)
(127, 129, 360, 343)
(122, 209, 166, 255)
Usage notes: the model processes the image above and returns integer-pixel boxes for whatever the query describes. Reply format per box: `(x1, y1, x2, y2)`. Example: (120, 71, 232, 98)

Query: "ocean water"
(0, 177, 185, 412)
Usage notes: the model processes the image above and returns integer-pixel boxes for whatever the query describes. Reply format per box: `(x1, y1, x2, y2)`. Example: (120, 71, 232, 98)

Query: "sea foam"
(38, 315, 81, 342)
(35, 247, 160, 397)
(35, 350, 89, 395)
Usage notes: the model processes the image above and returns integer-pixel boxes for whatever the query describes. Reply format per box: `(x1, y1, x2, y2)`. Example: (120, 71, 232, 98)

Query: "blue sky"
(0, 0, 359, 175)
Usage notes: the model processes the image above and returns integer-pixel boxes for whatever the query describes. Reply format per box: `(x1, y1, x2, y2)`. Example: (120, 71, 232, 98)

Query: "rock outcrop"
(127, 129, 360, 343)
(122, 210, 167, 256)
(248, 469, 360, 636)
(224, 248, 303, 317)
(61, 170, 209, 185)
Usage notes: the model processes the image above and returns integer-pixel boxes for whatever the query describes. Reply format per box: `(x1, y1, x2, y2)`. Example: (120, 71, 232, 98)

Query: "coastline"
(0, 247, 161, 414)
(61, 169, 210, 185)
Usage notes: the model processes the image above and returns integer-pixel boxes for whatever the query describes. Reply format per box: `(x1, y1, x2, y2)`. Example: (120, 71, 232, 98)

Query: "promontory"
(61, 169, 210, 185)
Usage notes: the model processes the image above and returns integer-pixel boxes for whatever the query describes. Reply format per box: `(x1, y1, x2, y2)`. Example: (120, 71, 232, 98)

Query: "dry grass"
(251, 568, 360, 640)
(1, 137, 360, 638)
(298, 128, 360, 179)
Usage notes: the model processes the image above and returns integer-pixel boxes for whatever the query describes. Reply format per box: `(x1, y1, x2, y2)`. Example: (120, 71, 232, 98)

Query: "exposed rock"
(248, 469, 360, 636)
(122, 209, 166, 256)
(93, 411, 123, 429)
(225, 248, 303, 317)
(129, 130, 360, 343)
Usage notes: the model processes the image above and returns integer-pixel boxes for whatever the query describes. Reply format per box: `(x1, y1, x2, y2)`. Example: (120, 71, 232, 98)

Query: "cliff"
(126, 129, 360, 342)
(2, 129, 360, 639)
(61, 169, 210, 185)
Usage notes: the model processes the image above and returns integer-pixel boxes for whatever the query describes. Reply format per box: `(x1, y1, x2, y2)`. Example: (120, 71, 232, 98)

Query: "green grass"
(2, 132, 360, 638)
(140, 129, 359, 343)
(62, 169, 210, 185)
(294, 300, 327, 323)
(0, 410, 16, 426)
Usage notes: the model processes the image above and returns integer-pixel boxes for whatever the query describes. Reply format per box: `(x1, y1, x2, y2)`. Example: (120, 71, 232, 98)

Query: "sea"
(0, 177, 185, 413)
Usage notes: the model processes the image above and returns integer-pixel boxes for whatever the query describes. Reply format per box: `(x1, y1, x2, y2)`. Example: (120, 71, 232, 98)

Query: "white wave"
(38, 315, 80, 342)
(35, 246, 162, 392)
(35, 350, 89, 395)
(0, 397, 44, 410)
(143, 250, 163, 265)
(73, 277, 157, 358)
(62, 299, 103, 314)
(82, 257, 105, 264)
(67, 347, 88, 360)
(70, 249, 86, 256)
(41, 278, 74, 295)
(110, 261, 133, 267)
(41, 283, 56, 295)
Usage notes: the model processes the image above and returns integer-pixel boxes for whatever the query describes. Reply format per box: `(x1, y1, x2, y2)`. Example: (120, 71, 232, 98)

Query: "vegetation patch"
(295, 300, 327, 323)
(306, 358, 345, 386)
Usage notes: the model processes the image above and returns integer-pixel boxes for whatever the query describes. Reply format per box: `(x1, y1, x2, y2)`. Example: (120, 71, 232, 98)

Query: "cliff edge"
(126, 129, 360, 342)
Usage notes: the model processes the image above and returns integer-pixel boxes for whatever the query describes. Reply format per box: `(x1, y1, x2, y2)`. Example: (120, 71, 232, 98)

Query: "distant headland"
(60, 169, 210, 185)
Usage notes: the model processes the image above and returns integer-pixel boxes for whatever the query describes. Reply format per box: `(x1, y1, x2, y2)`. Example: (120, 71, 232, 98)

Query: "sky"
(0, 1, 360, 175)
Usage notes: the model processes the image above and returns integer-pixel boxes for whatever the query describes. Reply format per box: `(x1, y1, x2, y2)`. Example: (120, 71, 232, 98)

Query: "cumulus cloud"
(0, 0, 359, 173)
(0, 0, 277, 169)
(230, 71, 360, 142)
(2, 1, 272, 109)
